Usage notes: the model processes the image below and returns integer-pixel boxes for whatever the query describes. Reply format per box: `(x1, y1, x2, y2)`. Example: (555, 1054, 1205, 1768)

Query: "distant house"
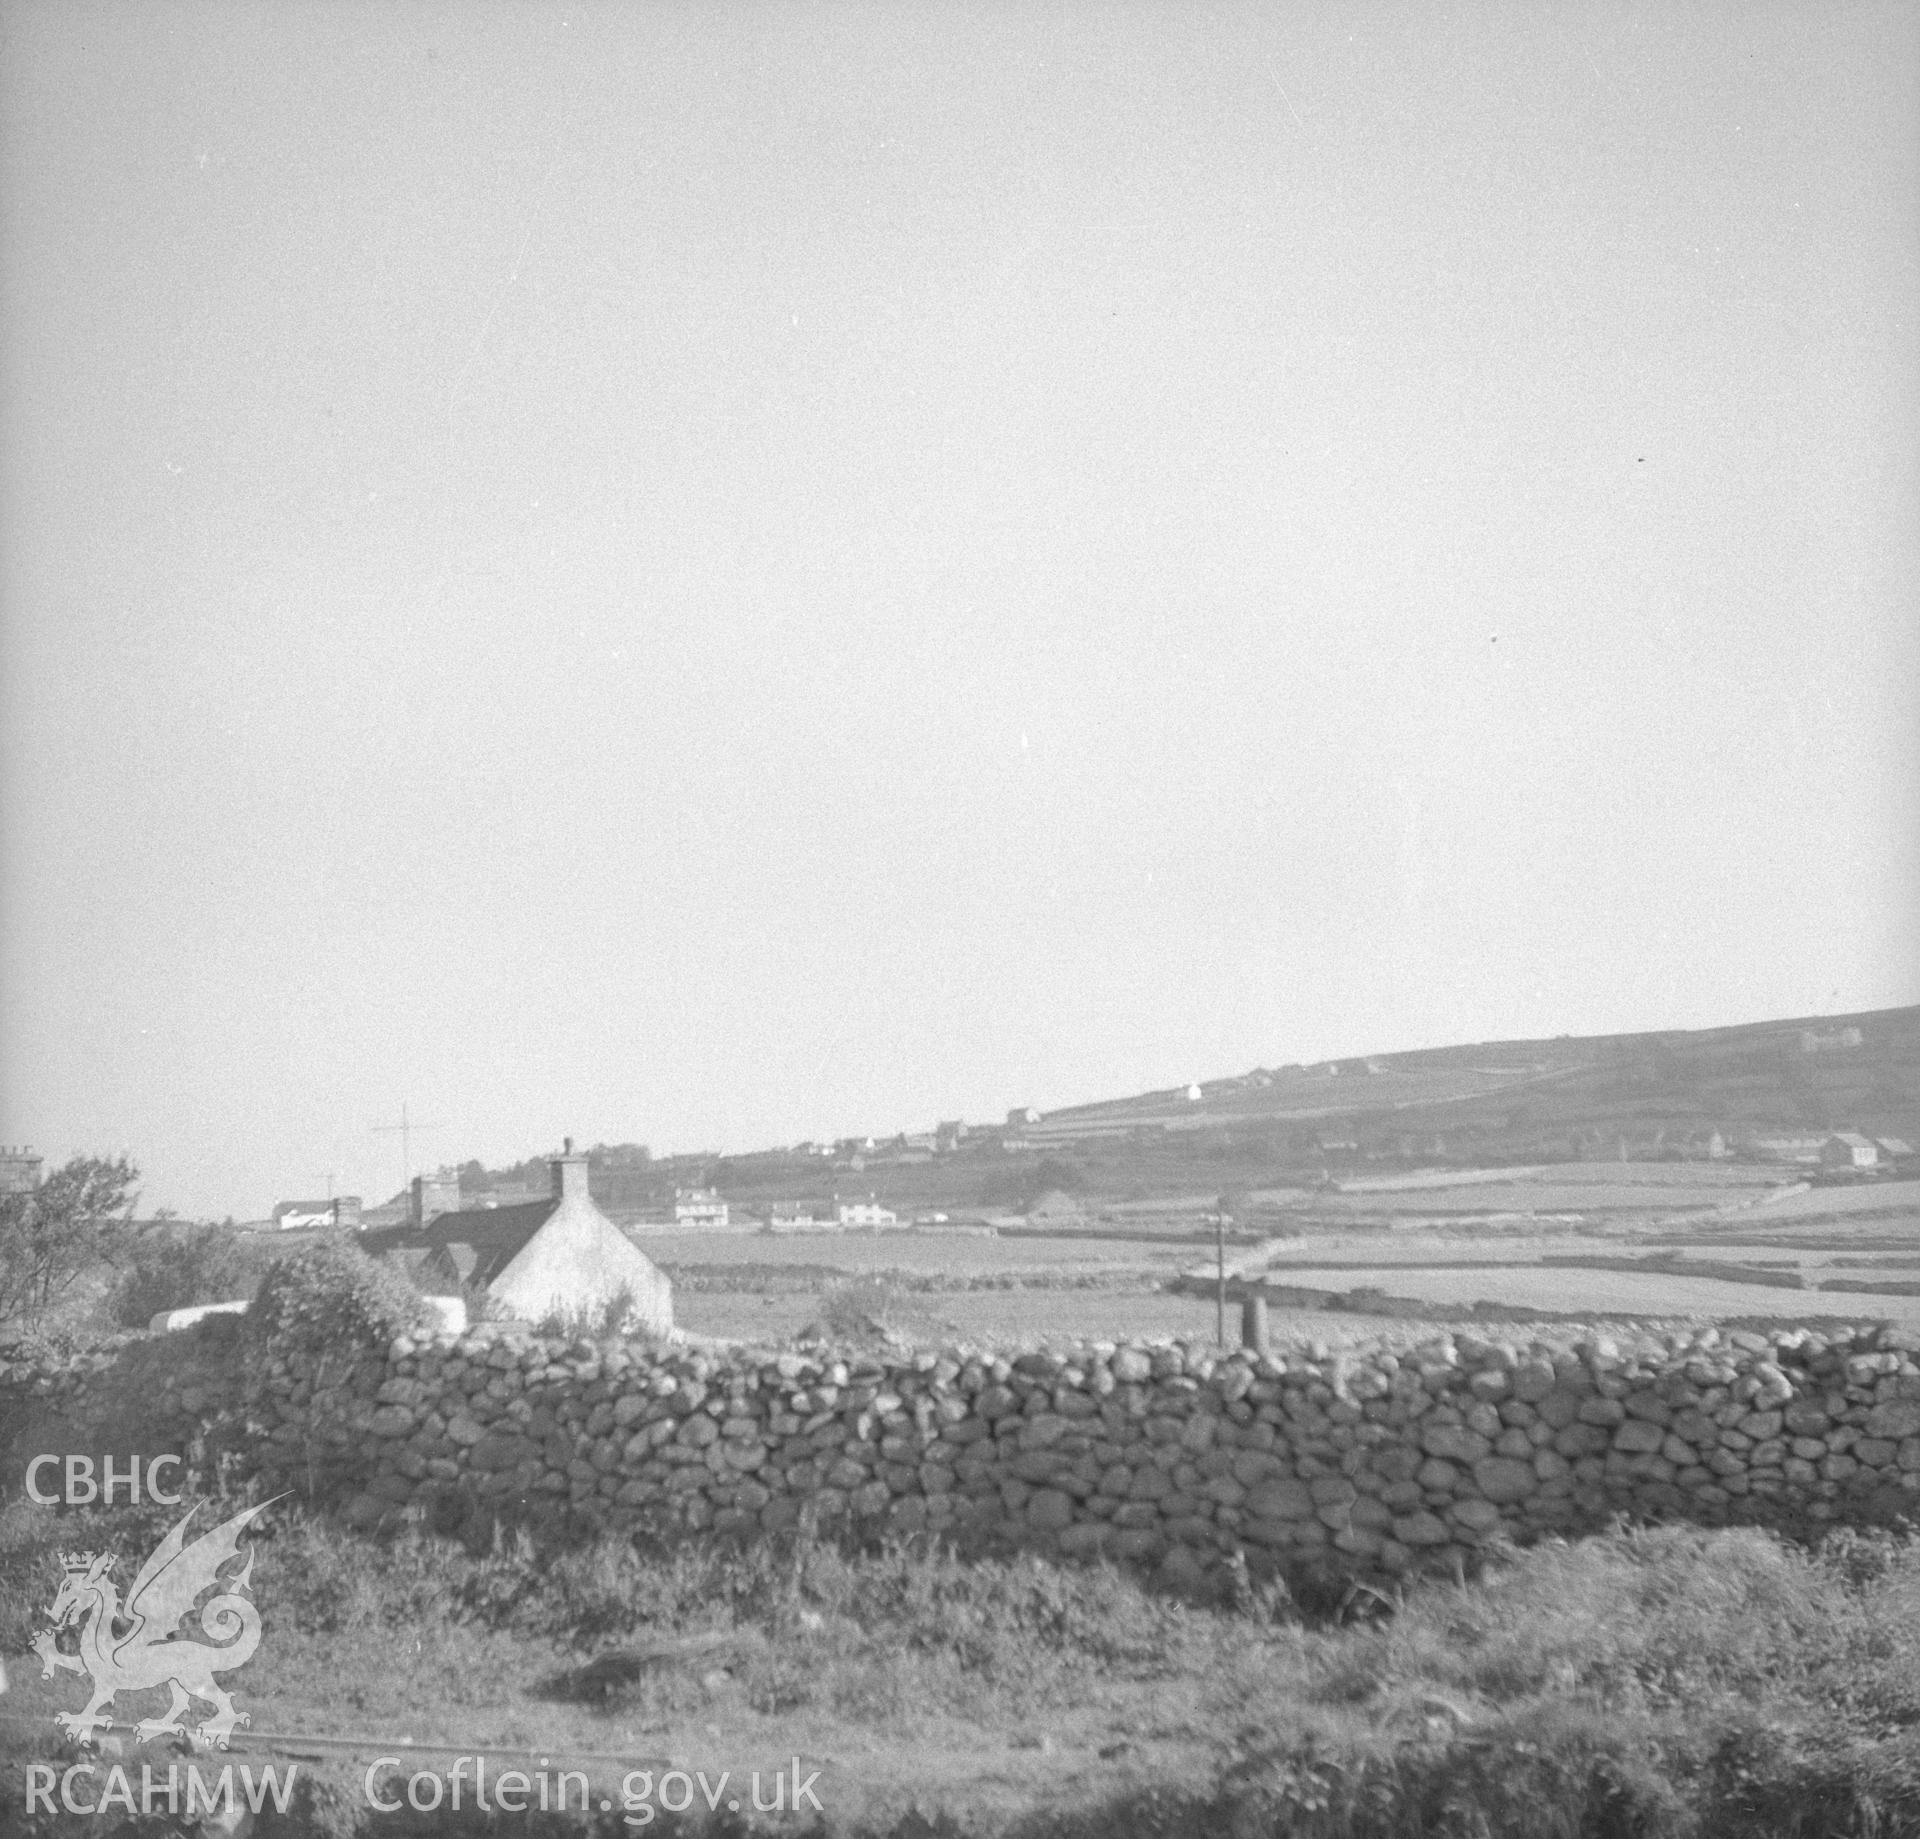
(1878, 1137, 1915, 1160)
(836, 1199, 898, 1229)
(935, 1120, 968, 1152)
(1025, 1187, 1081, 1220)
(272, 1196, 363, 1231)
(1007, 1107, 1039, 1128)
(0, 1146, 43, 1194)
(363, 1147, 672, 1333)
(673, 1187, 730, 1229)
(1821, 1132, 1881, 1170)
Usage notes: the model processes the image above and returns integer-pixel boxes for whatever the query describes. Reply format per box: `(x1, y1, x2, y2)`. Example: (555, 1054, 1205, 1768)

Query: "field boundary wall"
(6, 1317, 1920, 1582)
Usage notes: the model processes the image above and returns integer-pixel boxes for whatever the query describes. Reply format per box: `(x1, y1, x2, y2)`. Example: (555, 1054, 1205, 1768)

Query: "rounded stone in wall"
(1447, 1498, 1503, 1535)
(1244, 1478, 1315, 1520)
(1866, 1402, 1920, 1440)
(1421, 1424, 1491, 1463)
(1026, 1487, 1076, 1531)
(1058, 1521, 1109, 1557)
(1110, 1526, 1163, 1561)
(1472, 1457, 1537, 1503)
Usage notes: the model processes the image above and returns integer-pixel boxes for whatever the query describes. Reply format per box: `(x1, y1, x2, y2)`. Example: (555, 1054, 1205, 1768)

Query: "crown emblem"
(58, 1550, 105, 1573)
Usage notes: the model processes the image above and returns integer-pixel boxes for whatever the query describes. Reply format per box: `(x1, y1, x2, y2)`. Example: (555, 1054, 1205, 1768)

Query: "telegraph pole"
(1214, 1209, 1227, 1347)
(372, 1103, 444, 1198)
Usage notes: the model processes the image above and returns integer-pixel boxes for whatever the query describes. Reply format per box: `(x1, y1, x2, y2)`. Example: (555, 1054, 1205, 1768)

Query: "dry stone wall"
(9, 1318, 1920, 1582)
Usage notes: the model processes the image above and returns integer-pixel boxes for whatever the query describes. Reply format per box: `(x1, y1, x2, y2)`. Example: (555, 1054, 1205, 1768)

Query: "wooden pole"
(1242, 1292, 1269, 1355)
(1214, 1211, 1226, 1347)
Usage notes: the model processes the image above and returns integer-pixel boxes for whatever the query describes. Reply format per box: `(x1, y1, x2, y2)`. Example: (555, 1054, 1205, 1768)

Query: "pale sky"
(3, 0, 1916, 1218)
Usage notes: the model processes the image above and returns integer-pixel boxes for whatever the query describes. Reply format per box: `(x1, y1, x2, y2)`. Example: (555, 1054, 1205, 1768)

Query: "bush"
(109, 1222, 254, 1326)
(532, 1283, 657, 1342)
(816, 1275, 904, 1341)
(245, 1235, 429, 1362)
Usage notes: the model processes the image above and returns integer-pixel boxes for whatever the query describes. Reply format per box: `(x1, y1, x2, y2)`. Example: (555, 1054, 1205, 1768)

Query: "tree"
(109, 1220, 254, 1326)
(0, 1153, 141, 1331)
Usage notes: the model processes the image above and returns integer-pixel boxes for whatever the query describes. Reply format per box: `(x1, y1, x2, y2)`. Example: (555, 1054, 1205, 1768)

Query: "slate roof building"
(1821, 1132, 1881, 1170)
(363, 1145, 672, 1334)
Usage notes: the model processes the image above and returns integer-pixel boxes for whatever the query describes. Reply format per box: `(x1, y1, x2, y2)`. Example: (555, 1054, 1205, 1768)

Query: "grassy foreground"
(4, 1498, 1920, 1836)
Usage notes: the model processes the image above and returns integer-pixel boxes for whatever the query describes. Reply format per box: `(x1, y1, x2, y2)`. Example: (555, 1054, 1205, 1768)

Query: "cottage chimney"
(409, 1168, 461, 1228)
(551, 1146, 591, 1202)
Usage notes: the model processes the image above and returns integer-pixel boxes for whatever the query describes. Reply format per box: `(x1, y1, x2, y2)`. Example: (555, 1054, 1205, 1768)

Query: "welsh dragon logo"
(32, 1499, 279, 1748)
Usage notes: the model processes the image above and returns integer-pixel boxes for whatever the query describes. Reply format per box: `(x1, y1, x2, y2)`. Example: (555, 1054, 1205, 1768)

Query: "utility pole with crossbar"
(372, 1103, 445, 1200)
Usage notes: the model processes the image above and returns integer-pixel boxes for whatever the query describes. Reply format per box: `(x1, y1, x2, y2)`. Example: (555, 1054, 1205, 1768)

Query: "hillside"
(524, 1005, 1920, 1224)
(1021, 1004, 1920, 1163)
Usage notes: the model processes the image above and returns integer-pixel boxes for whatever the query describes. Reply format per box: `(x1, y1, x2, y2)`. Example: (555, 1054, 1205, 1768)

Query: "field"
(1228, 1167, 1920, 1329)
(675, 1283, 1452, 1354)
(1335, 1163, 1777, 1193)
(640, 1163, 1920, 1355)
(1250, 1262, 1920, 1324)
(1279, 1161, 1810, 1229)
(647, 1226, 1401, 1351)
(641, 1228, 1184, 1274)
(6, 1501, 1920, 1837)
